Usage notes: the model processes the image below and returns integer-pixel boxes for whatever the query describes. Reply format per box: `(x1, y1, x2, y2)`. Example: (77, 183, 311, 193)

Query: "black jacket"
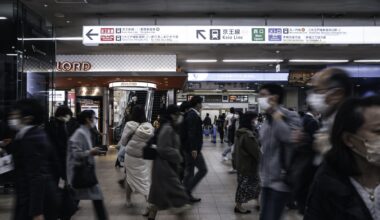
(184, 109, 203, 153)
(6, 126, 59, 219)
(304, 163, 373, 220)
(46, 118, 69, 180)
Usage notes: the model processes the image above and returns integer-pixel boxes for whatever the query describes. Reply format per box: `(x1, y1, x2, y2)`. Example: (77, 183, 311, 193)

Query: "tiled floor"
(0, 139, 303, 220)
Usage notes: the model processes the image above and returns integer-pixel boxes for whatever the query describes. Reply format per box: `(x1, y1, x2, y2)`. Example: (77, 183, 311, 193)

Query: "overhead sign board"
(83, 26, 380, 45)
(49, 90, 66, 102)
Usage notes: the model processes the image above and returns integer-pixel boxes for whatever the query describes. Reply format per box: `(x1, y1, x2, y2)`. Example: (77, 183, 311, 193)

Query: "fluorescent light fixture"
(289, 59, 349, 63)
(17, 37, 82, 41)
(223, 59, 283, 63)
(6, 54, 17, 56)
(353, 60, 380, 63)
(186, 59, 217, 63)
(0, 17, 7, 20)
(188, 72, 289, 82)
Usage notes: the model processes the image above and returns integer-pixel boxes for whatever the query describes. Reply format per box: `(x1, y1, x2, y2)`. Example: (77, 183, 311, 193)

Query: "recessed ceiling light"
(54, 13, 65, 18)
(44, 4, 48, 7)
(186, 59, 217, 63)
(289, 59, 349, 63)
(67, 78, 72, 80)
(223, 59, 283, 63)
(0, 17, 7, 20)
(66, 20, 71, 24)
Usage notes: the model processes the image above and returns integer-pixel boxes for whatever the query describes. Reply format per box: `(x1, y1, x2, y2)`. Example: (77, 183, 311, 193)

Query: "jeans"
(183, 152, 208, 193)
(260, 187, 290, 220)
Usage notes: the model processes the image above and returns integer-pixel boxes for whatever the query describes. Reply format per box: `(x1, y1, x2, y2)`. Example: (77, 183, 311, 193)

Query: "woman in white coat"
(67, 110, 108, 220)
(120, 105, 154, 206)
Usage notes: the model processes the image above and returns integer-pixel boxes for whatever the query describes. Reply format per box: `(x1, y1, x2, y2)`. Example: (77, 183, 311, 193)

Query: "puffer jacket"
(120, 121, 154, 158)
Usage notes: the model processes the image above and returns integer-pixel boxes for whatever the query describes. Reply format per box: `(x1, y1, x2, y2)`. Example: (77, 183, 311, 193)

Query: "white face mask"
(8, 119, 23, 131)
(306, 93, 329, 114)
(258, 97, 271, 112)
(352, 135, 380, 166)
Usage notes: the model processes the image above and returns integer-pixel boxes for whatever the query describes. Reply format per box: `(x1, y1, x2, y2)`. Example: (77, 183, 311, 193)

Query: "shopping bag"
(0, 154, 14, 175)
(203, 128, 210, 136)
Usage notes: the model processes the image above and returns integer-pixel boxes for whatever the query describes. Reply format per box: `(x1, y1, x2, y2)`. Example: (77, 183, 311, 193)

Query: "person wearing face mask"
(46, 106, 73, 182)
(305, 96, 380, 220)
(233, 111, 261, 214)
(5, 99, 60, 220)
(67, 110, 108, 220)
(147, 105, 191, 220)
(257, 84, 302, 220)
(306, 68, 352, 157)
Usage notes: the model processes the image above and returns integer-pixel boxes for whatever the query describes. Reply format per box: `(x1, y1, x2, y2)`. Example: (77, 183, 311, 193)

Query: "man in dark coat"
(183, 96, 208, 203)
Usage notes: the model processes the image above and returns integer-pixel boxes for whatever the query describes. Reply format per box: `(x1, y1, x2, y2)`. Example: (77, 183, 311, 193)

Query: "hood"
(126, 121, 140, 131)
(135, 122, 154, 139)
(235, 128, 254, 138)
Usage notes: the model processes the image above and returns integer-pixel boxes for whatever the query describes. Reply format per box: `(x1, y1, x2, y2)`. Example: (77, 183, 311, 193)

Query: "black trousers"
(92, 200, 108, 220)
(183, 152, 208, 193)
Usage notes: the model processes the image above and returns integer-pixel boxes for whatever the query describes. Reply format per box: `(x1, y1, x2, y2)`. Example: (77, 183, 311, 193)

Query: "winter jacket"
(234, 128, 261, 176)
(120, 121, 154, 158)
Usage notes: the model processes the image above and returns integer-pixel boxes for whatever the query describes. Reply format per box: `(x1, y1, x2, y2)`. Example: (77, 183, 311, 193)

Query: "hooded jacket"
(121, 121, 154, 158)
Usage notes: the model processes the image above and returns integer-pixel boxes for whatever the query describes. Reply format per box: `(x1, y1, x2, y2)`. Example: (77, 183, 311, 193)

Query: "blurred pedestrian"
(46, 105, 73, 182)
(305, 96, 380, 220)
(67, 110, 108, 220)
(153, 115, 160, 129)
(178, 101, 191, 181)
(258, 84, 301, 220)
(6, 99, 60, 220)
(233, 112, 261, 214)
(183, 96, 208, 203)
(307, 68, 352, 157)
(222, 108, 239, 161)
(120, 105, 154, 207)
(216, 114, 226, 144)
(202, 113, 212, 136)
(148, 105, 191, 220)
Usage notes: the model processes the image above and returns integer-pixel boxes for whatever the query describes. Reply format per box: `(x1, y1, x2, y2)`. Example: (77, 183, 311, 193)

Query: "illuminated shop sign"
(188, 73, 289, 82)
(83, 26, 380, 45)
(56, 61, 92, 72)
(109, 82, 157, 89)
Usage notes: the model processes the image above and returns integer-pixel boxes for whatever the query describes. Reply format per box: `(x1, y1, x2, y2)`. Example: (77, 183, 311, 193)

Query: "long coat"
(7, 126, 59, 220)
(148, 123, 189, 210)
(67, 125, 103, 200)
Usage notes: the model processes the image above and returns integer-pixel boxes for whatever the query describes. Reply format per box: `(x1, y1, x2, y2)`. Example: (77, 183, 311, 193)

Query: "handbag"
(58, 184, 78, 218)
(72, 160, 98, 188)
(143, 136, 157, 160)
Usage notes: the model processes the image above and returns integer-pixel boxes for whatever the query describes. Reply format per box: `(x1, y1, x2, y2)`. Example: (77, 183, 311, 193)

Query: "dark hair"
(259, 84, 285, 104)
(239, 111, 258, 131)
(206, 113, 209, 116)
(162, 104, 180, 123)
(77, 110, 95, 125)
(55, 105, 73, 118)
(230, 107, 235, 114)
(324, 68, 352, 97)
(180, 101, 191, 112)
(130, 105, 147, 123)
(189, 96, 203, 108)
(327, 96, 380, 176)
(12, 99, 44, 125)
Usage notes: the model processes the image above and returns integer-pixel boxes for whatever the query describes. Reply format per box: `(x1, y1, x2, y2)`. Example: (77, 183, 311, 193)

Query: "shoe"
(234, 207, 251, 214)
(228, 169, 237, 174)
(188, 193, 201, 203)
(223, 156, 229, 161)
(171, 204, 192, 214)
(118, 179, 125, 189)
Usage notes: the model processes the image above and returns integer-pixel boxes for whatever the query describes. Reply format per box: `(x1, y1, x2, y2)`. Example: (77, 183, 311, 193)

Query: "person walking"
(148, 105, 191, 220)
(258, 84, 301, 220)
(305, 96, 380, 220)
(183, 96, 208, 203)
(67, 110, 108, 220)
(46, 105, 73, 182)
(120, 105, 154, 207)
(6, 99, 60, 220)
(216, 114, 226, 144)
(222, 108, 239, 161)
(233, 112, 261, 214)
(203, 113, 212, 136)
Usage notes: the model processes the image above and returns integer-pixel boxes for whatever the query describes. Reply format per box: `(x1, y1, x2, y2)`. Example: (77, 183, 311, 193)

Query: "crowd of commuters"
(0, 67, 379, 220)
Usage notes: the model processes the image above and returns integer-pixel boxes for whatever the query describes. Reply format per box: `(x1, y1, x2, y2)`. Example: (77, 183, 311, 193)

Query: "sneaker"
(228, 168, 237, 174)
(223, 156, 229, 161)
